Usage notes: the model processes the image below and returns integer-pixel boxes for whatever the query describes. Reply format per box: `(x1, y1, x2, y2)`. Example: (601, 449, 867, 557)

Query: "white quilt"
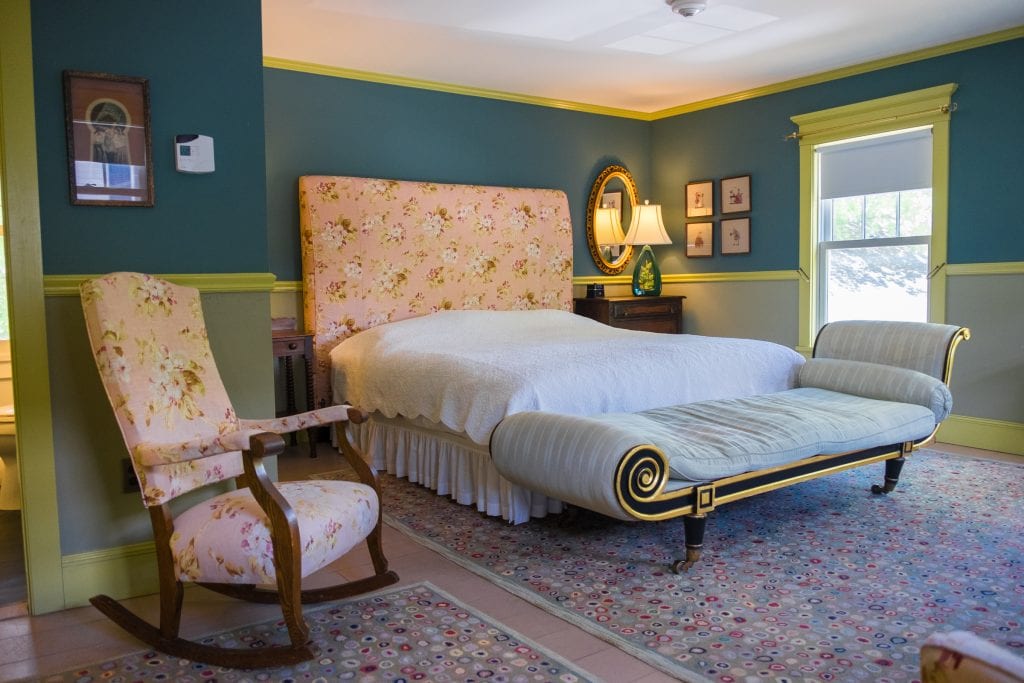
(330, 309, 805, 445)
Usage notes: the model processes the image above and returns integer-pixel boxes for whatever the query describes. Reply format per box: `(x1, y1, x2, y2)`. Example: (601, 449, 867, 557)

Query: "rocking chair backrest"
(81, 272, 245, 506)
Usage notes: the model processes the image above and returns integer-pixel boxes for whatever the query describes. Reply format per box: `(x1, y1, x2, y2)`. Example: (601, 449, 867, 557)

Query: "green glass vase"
(631, 244, 662, 296)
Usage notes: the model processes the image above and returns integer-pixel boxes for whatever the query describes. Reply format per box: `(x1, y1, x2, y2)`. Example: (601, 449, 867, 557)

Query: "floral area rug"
(378, 450, 1024, 683)
(40, 582, 594, 682)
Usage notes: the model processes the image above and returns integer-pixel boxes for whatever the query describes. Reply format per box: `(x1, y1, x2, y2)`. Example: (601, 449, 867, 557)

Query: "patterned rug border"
(36, 580, 598, 683)
(383, 517, 714, 683)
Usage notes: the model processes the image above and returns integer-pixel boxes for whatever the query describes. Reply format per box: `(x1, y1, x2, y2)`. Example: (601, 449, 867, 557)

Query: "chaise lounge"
(491, 320, 969, 572)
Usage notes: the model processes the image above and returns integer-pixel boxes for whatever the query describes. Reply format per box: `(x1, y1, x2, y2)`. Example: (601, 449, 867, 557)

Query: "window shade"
(818, 128, 932, 200)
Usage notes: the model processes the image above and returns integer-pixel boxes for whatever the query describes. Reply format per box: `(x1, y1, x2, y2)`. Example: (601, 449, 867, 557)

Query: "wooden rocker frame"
(91, 416, 399, 669)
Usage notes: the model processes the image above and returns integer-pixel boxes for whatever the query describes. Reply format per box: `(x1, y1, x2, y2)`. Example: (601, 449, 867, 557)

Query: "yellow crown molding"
(44, 273, 278, 296)
(263, 57, 652, 121)
(573, 270, 800, 286)
(651, 26, 1024, 120)
(267, 27, 1022, 121)
(938, 414, 1024, 457)
(273, 279, 303, 293)
(947, 261, 1024, 276)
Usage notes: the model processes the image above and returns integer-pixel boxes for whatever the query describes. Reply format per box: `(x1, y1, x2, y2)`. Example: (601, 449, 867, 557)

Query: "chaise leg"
(672, 513, 707, 573)
(871, 456, 906, 494)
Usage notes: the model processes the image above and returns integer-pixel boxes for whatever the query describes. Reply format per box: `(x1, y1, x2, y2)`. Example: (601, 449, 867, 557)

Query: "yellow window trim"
(791, 84, 957, 350)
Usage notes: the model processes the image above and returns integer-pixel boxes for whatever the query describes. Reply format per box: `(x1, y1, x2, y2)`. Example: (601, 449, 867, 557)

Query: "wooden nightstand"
(573, 295, 685, 334)
(272, 330, 317, 458)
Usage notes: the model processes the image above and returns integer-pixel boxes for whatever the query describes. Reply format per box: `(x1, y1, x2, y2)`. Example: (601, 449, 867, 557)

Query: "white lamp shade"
(624, 200, 672, 246)
(594, 206, 626, 246)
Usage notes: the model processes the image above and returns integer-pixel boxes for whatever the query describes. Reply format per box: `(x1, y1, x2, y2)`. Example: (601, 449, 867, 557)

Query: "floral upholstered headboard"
(298, 175, 574, 406)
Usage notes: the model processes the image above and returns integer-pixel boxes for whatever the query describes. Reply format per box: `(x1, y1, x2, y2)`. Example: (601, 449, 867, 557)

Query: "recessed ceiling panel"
(690, 5, 779, 31)
(607, 35, 693, 55)
(646, 21, 733, 44)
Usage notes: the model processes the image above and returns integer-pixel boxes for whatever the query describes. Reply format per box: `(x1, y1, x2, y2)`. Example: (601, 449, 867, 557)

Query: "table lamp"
(623, 200, 672, 296)
(593, 205, 626, 261)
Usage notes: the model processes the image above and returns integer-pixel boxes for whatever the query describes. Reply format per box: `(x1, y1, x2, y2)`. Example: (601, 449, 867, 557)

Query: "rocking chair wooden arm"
(236, 432, 308, 647)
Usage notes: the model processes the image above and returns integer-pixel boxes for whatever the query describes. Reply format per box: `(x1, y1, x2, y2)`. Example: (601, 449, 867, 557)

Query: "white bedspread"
(331, 309, 805, 445)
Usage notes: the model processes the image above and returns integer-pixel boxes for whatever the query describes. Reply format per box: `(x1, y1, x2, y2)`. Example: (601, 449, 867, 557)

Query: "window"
(817, 129, 933, 324)
(791, 84, 956, 353)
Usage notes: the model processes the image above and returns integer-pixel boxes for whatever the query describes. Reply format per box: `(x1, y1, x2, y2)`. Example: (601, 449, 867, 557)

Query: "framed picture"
(63, 70, 154, 206)
(601, 191, 622, 219)
(686, 222, 713, 257)
(721, 217, 751, 254)
(685, 180, 713, 218)
(720, 175, 751, 214)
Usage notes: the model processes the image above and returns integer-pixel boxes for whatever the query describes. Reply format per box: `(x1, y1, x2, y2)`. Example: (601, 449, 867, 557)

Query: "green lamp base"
(631, 244, 662, 296)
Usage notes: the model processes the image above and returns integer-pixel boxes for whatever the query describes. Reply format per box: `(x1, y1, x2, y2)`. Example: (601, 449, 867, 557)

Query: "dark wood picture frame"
(720, 174, 751, 214)
(64, 70, 154, 206)
(721, 217, 751, 254)
(685, 180, 713, 218)
(686, 222, 714, 257)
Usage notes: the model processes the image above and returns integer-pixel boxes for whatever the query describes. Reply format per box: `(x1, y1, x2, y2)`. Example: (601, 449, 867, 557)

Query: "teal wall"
(31, 0, 268, 275)
(651, 37, 1024, 271)
(28, 0, 276, 556)
(264, 69, 652, 280)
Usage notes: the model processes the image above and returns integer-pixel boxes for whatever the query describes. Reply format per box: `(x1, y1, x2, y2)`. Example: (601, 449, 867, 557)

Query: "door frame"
(0, 0, 65, 614)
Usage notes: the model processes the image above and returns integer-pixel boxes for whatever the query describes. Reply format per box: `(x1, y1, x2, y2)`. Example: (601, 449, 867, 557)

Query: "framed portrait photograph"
(63, 70, 154, 206)
(685, 180, 713, 218)
(720, 175, 751, 214)
(721, 217, 751, 254)
(686, 222, 713, 257)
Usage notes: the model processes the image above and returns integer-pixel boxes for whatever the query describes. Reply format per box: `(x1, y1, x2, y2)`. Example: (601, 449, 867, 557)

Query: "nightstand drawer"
(273, 336, 307, 355)
(610, 298, 680, 320)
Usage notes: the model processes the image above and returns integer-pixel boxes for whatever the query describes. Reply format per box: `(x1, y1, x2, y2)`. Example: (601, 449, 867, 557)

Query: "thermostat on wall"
(174, 134, 215, 173)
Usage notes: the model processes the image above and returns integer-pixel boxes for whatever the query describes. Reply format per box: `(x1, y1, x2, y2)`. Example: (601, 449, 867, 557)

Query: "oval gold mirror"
(586, 164, 638, 275)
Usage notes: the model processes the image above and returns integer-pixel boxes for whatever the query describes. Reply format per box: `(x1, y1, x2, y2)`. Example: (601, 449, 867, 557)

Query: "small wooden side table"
(272, 330, 317, 458)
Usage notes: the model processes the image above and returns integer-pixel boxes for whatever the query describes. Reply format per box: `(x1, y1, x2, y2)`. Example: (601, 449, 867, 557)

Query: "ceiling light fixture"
(666, 0, 708, 18)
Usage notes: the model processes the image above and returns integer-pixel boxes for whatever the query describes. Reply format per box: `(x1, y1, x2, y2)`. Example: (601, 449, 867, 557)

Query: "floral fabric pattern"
(299, 176, 574, 406)
(80, 273, 358, 507)
(170, 480, 378, 584)
(81, 273, 247, 506)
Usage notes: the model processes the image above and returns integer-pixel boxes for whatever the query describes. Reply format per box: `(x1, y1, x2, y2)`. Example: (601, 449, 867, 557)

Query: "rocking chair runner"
(80, 272, 398, 668)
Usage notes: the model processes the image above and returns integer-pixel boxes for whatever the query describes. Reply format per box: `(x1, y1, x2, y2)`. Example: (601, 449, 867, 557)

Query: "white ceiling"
(261, 0, 1024, 114)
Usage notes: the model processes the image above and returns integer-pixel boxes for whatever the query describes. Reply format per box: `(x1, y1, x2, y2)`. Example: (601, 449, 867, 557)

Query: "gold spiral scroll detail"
(615, 445, 670, 513)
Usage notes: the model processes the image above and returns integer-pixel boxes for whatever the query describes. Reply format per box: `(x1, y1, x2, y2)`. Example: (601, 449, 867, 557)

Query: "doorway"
(0, 162, 26, 614)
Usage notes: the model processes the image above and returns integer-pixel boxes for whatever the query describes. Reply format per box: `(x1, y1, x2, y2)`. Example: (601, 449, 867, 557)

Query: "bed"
(298, 175, 806, 522)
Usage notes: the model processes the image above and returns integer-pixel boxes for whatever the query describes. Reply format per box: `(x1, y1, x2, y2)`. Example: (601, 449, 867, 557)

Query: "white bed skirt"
(351, 415, 565, 524)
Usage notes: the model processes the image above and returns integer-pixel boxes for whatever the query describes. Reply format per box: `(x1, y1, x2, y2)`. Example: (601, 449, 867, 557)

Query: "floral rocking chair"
(80, 272, 398, 667)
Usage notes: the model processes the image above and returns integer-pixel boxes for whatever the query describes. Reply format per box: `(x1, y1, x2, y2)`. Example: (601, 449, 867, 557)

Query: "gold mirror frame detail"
(586, 164, 638, 275)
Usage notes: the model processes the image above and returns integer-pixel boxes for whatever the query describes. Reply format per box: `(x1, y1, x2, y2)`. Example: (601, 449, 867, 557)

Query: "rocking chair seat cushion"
(170, 479, 379, 584)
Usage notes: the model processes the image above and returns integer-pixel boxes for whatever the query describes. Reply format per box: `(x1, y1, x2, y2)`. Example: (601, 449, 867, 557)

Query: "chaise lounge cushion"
(587, 387, 938, 481)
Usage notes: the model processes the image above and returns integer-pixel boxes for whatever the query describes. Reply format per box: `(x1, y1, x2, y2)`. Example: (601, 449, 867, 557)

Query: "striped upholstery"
(813, 320, 961, 380)
(491, 320, 965, 520)
(798, 358, 953, 421)
(597, 388, 936, 481)
(491, 388, 937, 517)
